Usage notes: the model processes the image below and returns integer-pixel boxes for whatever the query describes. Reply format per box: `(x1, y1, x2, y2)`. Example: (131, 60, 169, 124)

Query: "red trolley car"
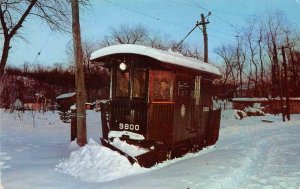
(90, 44, 221, 167)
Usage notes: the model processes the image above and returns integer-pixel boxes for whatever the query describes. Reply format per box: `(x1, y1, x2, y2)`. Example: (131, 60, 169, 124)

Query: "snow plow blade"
(100, 138, 136, 164)
(135, 149, 170, 168)
(100, 138, 169, 168)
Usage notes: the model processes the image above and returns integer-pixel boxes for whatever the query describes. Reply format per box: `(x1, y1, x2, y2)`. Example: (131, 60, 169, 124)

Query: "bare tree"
(81, 39, 99, 101)
(244, 22, 259, 94)
(216, 11, 300, 98)
(257, 21, 267, 96)
(146, 31, 169, 50)
(0, 0, 71, 76)
(100, 24, 148, 47)
(99, 24, 204, 60)
(215, 44, 236, 97)
(264, 12, 289, 97)
(66, 37, 102, 101)
(282, 28, 300, 96)
(234, 35, 246, 97)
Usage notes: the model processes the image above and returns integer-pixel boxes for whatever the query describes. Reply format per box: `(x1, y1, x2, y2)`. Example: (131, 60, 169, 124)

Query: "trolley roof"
(90, 44, 221, 76)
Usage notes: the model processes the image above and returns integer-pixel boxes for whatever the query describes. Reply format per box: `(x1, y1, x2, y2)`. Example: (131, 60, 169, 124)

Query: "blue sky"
(6, 0, 300, 67)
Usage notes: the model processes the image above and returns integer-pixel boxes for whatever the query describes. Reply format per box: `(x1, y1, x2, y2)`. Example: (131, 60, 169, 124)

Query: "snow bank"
(56, 139, 218, 183)
(244, 106, 265, 116)
(222, 109, 247, 120)
(68, 139, 80, 151)
(56, 139, 147, 182)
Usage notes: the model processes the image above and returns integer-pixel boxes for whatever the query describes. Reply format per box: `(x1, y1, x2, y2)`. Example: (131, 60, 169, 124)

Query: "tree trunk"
(258, 41, 265, 97)
(281, 46, 290, 121)
(0, 37, 11, 76)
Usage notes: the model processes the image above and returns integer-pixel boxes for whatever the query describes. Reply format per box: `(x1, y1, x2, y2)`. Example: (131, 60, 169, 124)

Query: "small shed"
(56, 92, 76, 111)
(12, 98, 23, 110)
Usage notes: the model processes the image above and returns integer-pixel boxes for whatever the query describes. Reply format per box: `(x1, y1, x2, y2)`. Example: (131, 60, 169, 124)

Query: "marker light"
(119, 62, 127, 71)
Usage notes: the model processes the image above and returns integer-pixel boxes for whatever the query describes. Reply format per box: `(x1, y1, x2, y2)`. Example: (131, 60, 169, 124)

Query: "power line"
(169, 0, 196, 8)
(211, 13, 239, 30)
(32, 31, 54, 64)
(101, 0, 243, 42)
(99, 0, 264, 47)
(187, 0, 239, 30)
(185, 0, 269, 46)
(186, 0, 276, 18)
(209, 28, 237, 37)
(102, 0, 189, 31)
(208, 34, 236, 44)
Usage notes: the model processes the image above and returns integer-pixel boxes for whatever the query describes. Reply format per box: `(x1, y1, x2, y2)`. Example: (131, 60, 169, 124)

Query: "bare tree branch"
(0, 0, 74, 75)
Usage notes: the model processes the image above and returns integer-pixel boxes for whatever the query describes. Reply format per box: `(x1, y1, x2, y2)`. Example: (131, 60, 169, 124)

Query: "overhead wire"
(101, 0, 241, 43)
(98, 0, 263, 47)
(186, 0, 276, 18)
(32, 30, 54, 64)
(186, 1, 273, 45)
(172, 0, 238, 47)
(102, 0, 190, 31)
(187, 0, 239, 31)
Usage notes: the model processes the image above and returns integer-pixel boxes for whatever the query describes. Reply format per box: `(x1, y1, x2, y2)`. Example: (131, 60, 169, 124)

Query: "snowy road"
(1, 110, 300, 189)
(218, 118, 300, 189)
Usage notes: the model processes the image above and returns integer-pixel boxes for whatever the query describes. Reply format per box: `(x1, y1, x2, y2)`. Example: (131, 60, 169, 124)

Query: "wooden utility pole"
(200, 14, 209, 63)
(71, 0, 87, 146)
(176, 12, 210, 62)
(281, 46, 290, 121)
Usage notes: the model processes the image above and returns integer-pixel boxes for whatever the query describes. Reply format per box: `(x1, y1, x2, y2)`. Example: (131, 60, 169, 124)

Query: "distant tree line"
(0, 62, 109, 108)
(214, 11, 300, 98)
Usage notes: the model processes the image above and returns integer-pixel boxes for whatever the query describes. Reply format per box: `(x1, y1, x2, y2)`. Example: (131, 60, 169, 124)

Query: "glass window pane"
(150, 71, 173, 101)
(133, 69, 146, 98)
(116, 70, 129, 97)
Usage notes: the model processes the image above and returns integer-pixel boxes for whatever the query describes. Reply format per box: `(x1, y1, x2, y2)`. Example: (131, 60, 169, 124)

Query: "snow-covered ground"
(1, 109, 300, 189)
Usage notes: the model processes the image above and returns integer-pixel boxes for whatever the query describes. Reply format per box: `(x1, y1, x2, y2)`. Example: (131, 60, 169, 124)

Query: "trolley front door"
(174, 75, 194, 141)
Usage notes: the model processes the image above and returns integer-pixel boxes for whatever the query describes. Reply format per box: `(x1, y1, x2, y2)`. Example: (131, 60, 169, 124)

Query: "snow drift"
(56, 139, 147, 182)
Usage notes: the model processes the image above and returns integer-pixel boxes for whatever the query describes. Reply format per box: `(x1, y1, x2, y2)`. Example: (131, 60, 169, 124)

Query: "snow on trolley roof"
(90, 44, 221, 76)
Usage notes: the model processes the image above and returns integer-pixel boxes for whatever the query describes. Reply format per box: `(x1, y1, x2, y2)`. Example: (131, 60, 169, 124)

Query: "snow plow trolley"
(90, 44, 221, 168)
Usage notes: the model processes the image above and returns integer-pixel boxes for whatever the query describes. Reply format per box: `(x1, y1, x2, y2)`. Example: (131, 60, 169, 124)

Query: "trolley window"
(133, 69, 146, 98)
(150, 70, 174, 102)
(116, 70, 129, 97)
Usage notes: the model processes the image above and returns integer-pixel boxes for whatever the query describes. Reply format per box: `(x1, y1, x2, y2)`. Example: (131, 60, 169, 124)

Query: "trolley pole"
(71, 0, 87, 146)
